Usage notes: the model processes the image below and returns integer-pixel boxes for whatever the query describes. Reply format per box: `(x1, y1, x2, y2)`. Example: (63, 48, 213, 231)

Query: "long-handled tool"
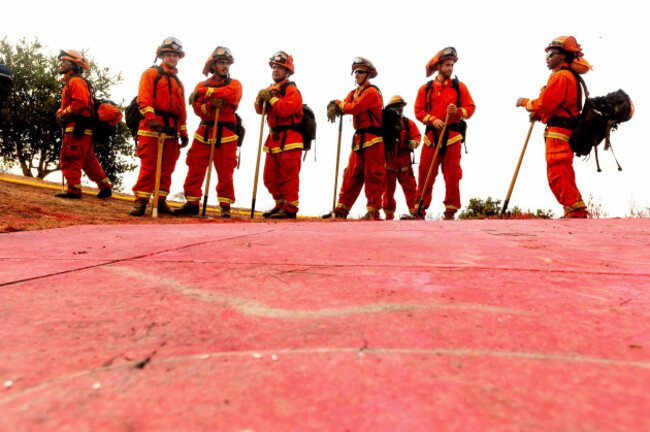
(251, 101, 267, 218)
(415, 113, 450, 217)
(500, 122, 535, 217)
(331, 115, 344, 214)
(202, 108, 220, 217)
(152, 132, 168, 218)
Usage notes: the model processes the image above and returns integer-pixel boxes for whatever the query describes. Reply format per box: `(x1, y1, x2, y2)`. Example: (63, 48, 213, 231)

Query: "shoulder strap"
(558, 66, 588, 116)
(425, 80, 434, 112)
(66, 73, 95, 115)
(452, 76, 461, 106)
(204, 77, 232, 88)
(279, 81, 296, 97)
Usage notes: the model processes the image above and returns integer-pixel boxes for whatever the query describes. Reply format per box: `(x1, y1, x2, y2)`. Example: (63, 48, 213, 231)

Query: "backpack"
(425, 76, 468, 151)
(125, 65, 182, 138)
(278, 81, 317, 157)
(64, 74, 122, 145)
(558, 68, 633, 170)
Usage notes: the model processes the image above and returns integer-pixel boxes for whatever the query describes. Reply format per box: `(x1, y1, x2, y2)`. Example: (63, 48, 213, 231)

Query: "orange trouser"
(132, 135, 180, 201)
(545, 129, 586, 216)
(336, 143, 385, 215)
(263, 148, 302, 213)
(383, 156, 417, 218)
(183, 140, 237, 207)
(416, 142, 462, 214)
(60, 132, 110, 194)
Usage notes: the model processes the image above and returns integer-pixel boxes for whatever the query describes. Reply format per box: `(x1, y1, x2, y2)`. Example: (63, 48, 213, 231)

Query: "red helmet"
(156, 37, 185, 59)
(203, 46, 234, 76)
(545, 36, 584, 57)
(387, 95, 407, 107)
(425, 47, 458, 77)
(58, 50, 89, 70)
(351, 57, 378, 78)
(269, 51, 295, 75)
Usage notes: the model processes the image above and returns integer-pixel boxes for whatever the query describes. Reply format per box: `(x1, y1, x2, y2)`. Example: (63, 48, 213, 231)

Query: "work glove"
(209, 97, 225, 109)
(55, 109, 63, 125)
(327, 100, 342, 123)
(407, 140, 419, 150)
(180, 136, 189, 148)
(529, 112, 541, 122)
(189, 90, 199, 105)
(148, 119, 161, 132)
(259, 89, 274, 102)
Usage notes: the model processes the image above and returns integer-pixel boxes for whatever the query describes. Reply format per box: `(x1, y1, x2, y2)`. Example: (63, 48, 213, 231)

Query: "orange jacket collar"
(60, 71, 76, 84)
(160, 62, 178, 75)
(552, 63, 570, 74)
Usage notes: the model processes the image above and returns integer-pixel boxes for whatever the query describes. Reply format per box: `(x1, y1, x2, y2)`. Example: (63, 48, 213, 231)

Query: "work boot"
(95, 187, 112, 199)
(400, 211, 425, 220)
(129, 198, 148, 216)
(220, 206, 231, 219)
(269, 208, 297, 219)
(322, 210, 347, 219)
(262, 206, 281, 218)
(55, 191, 81, 199)
(443, 211, 455, 221)
(565, 208, 589, 219)
(157, 199, 176, 215)
(361, 211, 381, 221)
(174, 202, 200, 216)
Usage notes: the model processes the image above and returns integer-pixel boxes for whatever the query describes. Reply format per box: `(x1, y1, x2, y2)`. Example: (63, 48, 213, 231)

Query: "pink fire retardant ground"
(0, 219, 649, 431)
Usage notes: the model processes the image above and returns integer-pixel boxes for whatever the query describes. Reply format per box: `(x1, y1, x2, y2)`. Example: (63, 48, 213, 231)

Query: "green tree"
(0, 37, 136, 189)
(458, 196, 555, 219)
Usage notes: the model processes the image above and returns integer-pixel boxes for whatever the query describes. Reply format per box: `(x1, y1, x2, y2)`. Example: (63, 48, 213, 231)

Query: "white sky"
(4, 0, 649, 218)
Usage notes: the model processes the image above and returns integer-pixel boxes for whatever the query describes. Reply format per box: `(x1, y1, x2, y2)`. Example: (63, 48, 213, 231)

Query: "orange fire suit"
(520, 63, 587, 217)
(414, 76, 475, 216)
(383, 116, 421, 219)
(58, 72, 111, 195)
(132, 63, 188, 202)
(334, 83, 385, 215)
(255, 80, 303, 214)
(182, 76, 243, 208)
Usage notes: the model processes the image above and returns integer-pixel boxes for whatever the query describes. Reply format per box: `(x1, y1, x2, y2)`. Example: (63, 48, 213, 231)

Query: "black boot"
(174, 202, 199, 216)
(157, 199, 176, 215)
(262, 206, 281, 218)
(220, 206, 231, 219)
(129, 198, 148, 216)
(55, 191, 81, 199)
(269, 208, 297, 219)
(95, 187, 112, 199)
(322, 211, 347, 219)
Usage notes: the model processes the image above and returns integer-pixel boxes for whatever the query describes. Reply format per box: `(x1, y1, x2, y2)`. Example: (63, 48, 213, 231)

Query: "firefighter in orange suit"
(325, 57, 384, 220)
(412, 47, 475, 220)
(130, 37, 189, 216)
(516, 36, 589, 218)
(55, 50, 112, 200)
(256, 51, 303, 220)
(175, 47, 242, 218)
(382, 95, 421, 220)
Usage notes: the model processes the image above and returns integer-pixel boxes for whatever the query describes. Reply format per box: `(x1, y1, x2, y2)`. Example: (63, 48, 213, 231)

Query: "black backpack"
(125, 65, 182, 138)
(354, 84, 402, 157)
(425, 76, 468, 151)
(278, 81, 317, 157)
(560, 68, 633, 170)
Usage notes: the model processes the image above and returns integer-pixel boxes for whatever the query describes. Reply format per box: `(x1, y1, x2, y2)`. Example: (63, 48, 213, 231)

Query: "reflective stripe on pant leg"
(279, 148, 301, 212)
(545, 135, 584, 211)
(132, 135, 159, 197)
(215, 141, 238, 205)
(337, 150, 365, 214)
(416, 143, 440, 211)
(441, 142, 462, 212)
(183, 140, 211, 201)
